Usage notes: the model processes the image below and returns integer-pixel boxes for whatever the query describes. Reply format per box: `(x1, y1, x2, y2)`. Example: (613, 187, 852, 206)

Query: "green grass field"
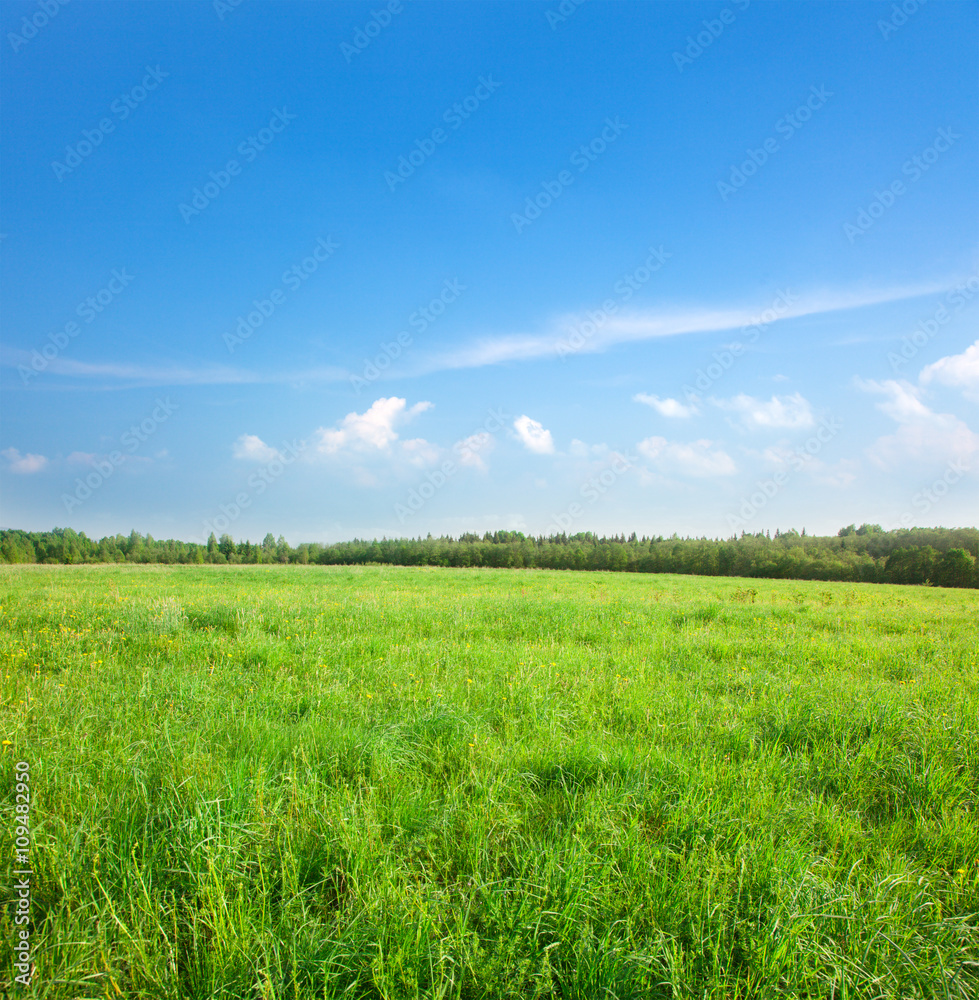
(1, 564, 978, 999)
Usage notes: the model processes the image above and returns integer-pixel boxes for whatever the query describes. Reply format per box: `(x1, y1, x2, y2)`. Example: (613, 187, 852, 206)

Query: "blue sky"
(2, 0, 977, 543)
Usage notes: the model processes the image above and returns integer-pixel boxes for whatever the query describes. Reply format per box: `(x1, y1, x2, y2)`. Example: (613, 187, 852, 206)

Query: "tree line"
(1, 524, 977, 588)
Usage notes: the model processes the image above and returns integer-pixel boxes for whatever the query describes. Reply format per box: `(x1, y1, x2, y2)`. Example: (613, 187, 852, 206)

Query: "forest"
(2, 524, 977, 587)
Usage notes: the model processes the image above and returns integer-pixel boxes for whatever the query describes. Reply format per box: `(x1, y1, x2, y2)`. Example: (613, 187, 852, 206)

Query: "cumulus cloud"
(856, 378, 979, 468)
(634, 393, 698, 418)
(711, 392, 814, 430)
(919, 339, 979, 399)
(233, 434, 281, 462)
(513, 415, 555, 454)
(227, 399, 497, 487)
(2, 447, 48, 474)
(637, 436, 737, 477)
(314, 397, 433, 456)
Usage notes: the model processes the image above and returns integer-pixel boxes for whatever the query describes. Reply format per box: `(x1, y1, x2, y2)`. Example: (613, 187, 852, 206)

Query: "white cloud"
(513, 415, 555, 455)
(759, 443, 858, 488)
(855, 379, 931, 422)
(637, 436, 736, 477)
(871, 419, 979, 469)
(856, 378, 979, 468)
(314, 397, 433, 456)
(233, 434, 281, 462)
(226, 399, 494, 488)
(66, 448, 153, 469)
(711, 392, 814, 430)
(453, 432, 495, 471)
(815, 457, 860, 488)
(5, 282, 959, 395)
(2, 447, 48, 474)
(415, 279, 951, 374)
(569, 438, 609, 458)
(0, 351, 348, 387)
(919, 339, 979, 400)
(634, 393, 698, 418)
(400, 437, 441, 468)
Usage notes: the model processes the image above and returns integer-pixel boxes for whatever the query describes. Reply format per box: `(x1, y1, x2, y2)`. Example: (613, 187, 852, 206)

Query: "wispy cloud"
(2, 352, 348, 387)
(2, 280, 959, 389)
(454, 432, 495, 471)
(2, 280, 955, 388)
(637, 436, 737, 477)
(413, 279, 953, 374)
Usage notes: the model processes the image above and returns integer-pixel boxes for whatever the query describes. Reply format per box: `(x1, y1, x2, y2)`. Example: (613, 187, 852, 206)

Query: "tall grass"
(1, 565, 977, 998)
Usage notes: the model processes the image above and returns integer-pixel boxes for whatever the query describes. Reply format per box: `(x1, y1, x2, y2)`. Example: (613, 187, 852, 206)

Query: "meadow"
(1, 564, 977, 999)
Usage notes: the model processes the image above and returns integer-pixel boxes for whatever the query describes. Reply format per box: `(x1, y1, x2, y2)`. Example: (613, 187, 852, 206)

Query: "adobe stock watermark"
(879, 0, 928, 40)
(214, 0, 245, 19)
(350, 278, 465, 391)
(8, 0, 69, 54)
(201, 439, 307, 540)
(511, 117, 627, 234)
(179, 108, 297, 222)
(717, 85, 833, 201)
(843, 127, 960, 242)
(679, 287, 798, 403)
(11, 759, 33, 988)
(549, 451, 636, 534)
(385, 76, 500, 191)
(887, 272, 979, 374)
(673, 0, 750, 72)
(546, 0, 587, 30)
(62, 398, 178, 514)
(555, 245, 672, 359)
(51, 66, 169, 181)
(394, 409, 507, 523)
(341, 0, 405, 62)
(891, 459, 969, 529)
(223, 237, 339, 352)
(725, 416, 843, 531)
(19, 268, 135, 384)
